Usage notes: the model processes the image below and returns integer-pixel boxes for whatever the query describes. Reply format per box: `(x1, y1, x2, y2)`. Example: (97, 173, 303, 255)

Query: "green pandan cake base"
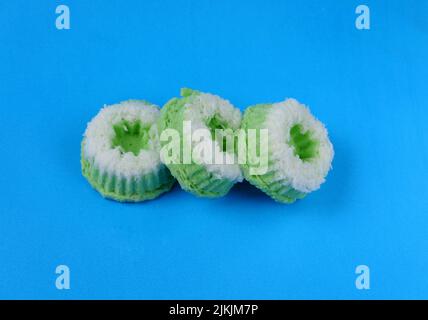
(81, 144, 175, 202)
(240, 104, 307, 204)
(157, 89, 237, 198)
(168, 161, 235, 198)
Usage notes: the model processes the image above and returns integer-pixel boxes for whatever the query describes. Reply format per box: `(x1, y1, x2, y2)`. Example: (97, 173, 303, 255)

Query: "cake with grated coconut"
(158, 88, 243, 198)
(241, 98, 334, 203)
(81, 100, 175, 202)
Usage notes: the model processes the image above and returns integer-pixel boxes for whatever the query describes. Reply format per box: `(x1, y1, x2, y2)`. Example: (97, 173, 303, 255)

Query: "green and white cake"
(158, 88, 243, 197)
(81, 100, 175, 202)
(241, 98, 334, 203)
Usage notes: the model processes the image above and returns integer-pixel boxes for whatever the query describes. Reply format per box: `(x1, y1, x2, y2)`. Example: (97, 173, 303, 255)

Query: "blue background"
(1, 0, 427, 299)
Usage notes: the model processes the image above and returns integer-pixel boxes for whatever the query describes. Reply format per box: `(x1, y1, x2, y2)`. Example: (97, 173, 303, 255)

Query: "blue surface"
(1, 0, 427, 299)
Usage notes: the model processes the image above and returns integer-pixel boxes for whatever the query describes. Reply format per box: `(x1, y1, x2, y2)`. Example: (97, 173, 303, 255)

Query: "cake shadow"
(227, 180, 284, 205)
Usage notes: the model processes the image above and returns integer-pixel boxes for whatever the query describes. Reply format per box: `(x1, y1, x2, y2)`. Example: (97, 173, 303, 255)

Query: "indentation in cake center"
(288, 124, 319, 161)
(112, 120, 150, 156)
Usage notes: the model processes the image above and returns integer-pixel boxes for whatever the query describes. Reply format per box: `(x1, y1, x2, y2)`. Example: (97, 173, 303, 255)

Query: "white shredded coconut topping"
(183, 92, 243, 182)
(265, 98, 334, 193)
(83, 100, 162, 178)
